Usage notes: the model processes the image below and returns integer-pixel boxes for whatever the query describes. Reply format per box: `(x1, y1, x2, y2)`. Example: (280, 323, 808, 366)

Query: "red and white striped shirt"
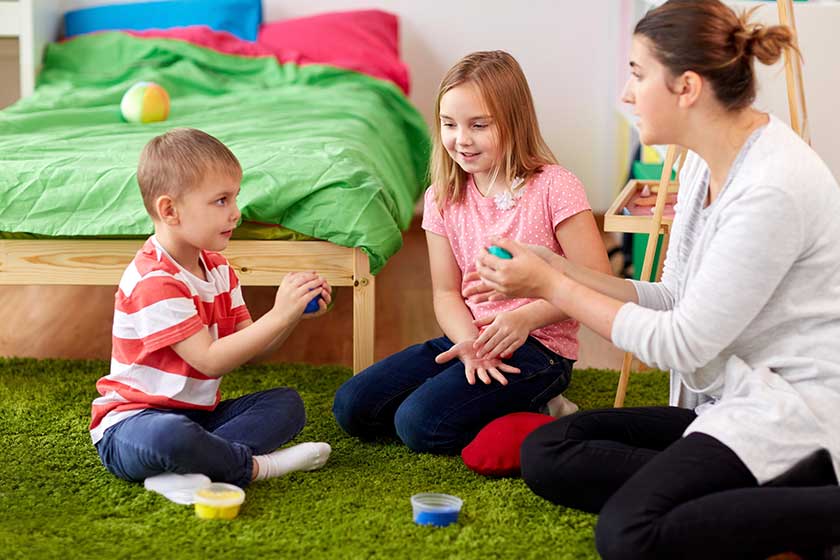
(90, 236, 250, 443)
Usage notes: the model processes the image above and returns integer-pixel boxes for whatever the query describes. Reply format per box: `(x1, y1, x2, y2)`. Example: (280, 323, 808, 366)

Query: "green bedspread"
(0, 33, 430, 274)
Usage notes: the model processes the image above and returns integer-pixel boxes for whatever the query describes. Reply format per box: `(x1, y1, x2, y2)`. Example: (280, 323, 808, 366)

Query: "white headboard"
(1, 0, 64, 97)
(6, 0, 840, 210)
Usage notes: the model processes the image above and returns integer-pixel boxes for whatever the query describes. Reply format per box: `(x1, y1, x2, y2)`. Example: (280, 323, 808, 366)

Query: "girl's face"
(439, 82, 500, 181)
(621, 36, 681, 146)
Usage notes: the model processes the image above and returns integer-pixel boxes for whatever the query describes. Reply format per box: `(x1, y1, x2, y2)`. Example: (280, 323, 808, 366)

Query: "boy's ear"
(156, 195, 179, 225)
(675, 70, 703, 109)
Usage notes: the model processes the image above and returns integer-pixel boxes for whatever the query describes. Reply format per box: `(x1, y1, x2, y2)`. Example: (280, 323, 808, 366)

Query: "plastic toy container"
(487, 245, 512, 259)
(410, 493, 463, 527)
(193, 483, 245, 520)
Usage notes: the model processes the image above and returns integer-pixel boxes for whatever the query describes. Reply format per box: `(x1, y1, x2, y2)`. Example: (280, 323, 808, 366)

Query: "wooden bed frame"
(0, 0, 376, 372)
(0, 239, 376, 372)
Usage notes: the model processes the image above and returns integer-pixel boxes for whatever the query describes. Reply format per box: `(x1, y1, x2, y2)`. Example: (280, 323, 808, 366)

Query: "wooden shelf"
(604, 179, 678, 234)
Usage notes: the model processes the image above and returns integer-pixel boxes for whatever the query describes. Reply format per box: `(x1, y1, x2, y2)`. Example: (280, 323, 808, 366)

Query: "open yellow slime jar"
(193, 483, 245, 520)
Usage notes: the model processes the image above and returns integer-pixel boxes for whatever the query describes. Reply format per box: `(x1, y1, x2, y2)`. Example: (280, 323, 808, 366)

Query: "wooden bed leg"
(352, 248, 375, 374)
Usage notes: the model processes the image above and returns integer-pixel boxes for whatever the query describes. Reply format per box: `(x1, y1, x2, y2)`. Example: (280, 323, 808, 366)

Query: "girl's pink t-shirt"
(421, 164, 591, 360)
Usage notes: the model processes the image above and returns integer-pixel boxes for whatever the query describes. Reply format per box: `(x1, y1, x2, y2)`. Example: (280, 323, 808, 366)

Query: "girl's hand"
(472, 311, 531, 360)
(273, 272, 327, 323)
(475, 238, 561, 300)
(434, 339, 521, 386)
(301, 279, 333, 320)
(462, 270, 499, 303)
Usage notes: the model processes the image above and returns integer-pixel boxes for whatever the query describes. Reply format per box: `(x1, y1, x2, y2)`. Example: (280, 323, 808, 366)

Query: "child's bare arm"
(242, 279, 332, 363)
(427, 231, 480, 344)
(172, 272, 326, 377)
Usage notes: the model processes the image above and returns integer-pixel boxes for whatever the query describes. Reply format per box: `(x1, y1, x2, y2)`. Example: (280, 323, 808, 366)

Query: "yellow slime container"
(193, 483, 245, 520)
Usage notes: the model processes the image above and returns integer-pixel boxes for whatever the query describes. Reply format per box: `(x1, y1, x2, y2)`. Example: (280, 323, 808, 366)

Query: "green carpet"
(0, 358, 668, 559)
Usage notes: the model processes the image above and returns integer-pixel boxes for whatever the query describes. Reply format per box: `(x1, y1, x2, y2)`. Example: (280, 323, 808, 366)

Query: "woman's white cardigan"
(612, 115, 840, 483)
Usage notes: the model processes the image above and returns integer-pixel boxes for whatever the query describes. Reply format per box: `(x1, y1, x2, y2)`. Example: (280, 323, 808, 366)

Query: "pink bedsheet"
(127, 10, 410, 94)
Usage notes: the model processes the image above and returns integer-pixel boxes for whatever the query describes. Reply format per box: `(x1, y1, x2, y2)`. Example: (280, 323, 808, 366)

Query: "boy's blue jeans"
(95, 387, 306, 488)
(333, 336, 573, 454)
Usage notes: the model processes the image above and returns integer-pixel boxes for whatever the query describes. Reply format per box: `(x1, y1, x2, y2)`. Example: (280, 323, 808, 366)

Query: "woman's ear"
(156, 195, 179, 225)
(675, 70, 703, 109)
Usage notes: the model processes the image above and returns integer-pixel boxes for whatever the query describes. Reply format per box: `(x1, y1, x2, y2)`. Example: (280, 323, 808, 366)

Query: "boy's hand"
(434, 339, 521, 386)
(301, 279, 332, 319)
(273, 272, 328, 323)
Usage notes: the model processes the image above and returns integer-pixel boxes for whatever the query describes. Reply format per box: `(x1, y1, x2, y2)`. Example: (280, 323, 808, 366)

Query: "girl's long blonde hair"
(430, 50, 557, 208)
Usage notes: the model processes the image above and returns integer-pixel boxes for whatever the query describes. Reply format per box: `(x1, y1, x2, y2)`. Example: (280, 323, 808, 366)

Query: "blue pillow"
(65, 0, 262, 42)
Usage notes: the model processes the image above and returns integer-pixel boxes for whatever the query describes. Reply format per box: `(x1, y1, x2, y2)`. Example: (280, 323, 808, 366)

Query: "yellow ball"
(120, 81, 170, 123)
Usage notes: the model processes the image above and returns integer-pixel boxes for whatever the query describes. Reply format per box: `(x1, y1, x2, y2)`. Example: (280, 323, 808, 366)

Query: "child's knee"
(256, 387, 306, 442)
(332, 378, 367, 436)
(268, 387, 306, 424)
(393, 401, 458, 454)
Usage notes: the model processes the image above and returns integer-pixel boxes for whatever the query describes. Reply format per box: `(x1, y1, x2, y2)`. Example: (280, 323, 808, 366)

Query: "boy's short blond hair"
(137, 128, 242, 218)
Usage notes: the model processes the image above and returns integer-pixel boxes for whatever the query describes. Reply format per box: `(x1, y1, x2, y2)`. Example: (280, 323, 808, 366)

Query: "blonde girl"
(333, 51, 610, 454)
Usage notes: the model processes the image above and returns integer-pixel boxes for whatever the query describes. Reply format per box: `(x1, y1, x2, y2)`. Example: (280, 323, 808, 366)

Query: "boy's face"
(172, 172, 241, 252)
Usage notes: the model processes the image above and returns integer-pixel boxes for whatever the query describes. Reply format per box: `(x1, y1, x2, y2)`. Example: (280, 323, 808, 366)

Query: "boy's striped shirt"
(90, 236, 250, 443)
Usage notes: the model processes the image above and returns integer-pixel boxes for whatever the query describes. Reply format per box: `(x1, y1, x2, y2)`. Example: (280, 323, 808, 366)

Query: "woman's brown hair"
(635, 0, 799, 111)
(430, 51, 557, 208)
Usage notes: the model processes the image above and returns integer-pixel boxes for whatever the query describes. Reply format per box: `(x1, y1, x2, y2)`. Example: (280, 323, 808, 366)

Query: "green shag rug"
(0, 358, 668, 559)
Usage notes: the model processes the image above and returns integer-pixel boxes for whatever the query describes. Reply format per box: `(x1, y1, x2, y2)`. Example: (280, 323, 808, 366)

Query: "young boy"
(91, 128, 331, 488)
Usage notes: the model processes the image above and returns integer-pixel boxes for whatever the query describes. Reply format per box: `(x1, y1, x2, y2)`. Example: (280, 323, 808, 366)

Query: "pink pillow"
(257, 10, 410, 94)
(461, 412, 555, 477)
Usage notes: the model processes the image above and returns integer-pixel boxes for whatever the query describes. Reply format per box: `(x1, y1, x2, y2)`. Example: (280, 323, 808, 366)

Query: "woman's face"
(621, 36, 681, 146)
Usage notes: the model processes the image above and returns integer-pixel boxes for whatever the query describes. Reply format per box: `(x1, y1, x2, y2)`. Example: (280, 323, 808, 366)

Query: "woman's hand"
(521, 243, 558, 264)
(464, 243, 564, 303)
(472, 311, 531, 360)
(434, 339, 521, 385)
(475, 238, 563, 300)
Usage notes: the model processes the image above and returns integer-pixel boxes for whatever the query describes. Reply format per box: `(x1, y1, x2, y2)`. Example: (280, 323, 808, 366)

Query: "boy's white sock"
(546, 394, 579, 418)
(253, 442, 331, 481)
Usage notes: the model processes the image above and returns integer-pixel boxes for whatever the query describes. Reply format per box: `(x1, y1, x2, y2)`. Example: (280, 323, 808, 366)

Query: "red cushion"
(461, 412, 555, 477)
(257, 10, 410, 94)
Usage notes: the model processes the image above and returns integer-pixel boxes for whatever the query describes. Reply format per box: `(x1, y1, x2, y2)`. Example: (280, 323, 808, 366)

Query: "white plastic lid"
(144, 473, 212, 505)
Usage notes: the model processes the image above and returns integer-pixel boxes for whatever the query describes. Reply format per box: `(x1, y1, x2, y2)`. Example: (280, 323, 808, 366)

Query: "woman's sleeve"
(623, 152, 701, 312)
(611, 185, 803, 372)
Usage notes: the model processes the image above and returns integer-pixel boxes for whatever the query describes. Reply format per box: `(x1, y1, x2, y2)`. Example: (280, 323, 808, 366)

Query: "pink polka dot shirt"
(422, 164, 592, 360)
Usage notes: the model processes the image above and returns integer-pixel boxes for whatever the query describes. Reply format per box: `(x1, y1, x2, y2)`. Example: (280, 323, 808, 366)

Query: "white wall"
(733, 2, 840, 183)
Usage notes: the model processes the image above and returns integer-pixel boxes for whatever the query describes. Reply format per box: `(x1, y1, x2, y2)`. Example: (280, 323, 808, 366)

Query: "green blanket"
(0, 33, 431, 274)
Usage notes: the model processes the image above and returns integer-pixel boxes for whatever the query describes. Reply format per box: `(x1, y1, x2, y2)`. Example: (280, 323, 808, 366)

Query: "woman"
(470, 1, 840, 558)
